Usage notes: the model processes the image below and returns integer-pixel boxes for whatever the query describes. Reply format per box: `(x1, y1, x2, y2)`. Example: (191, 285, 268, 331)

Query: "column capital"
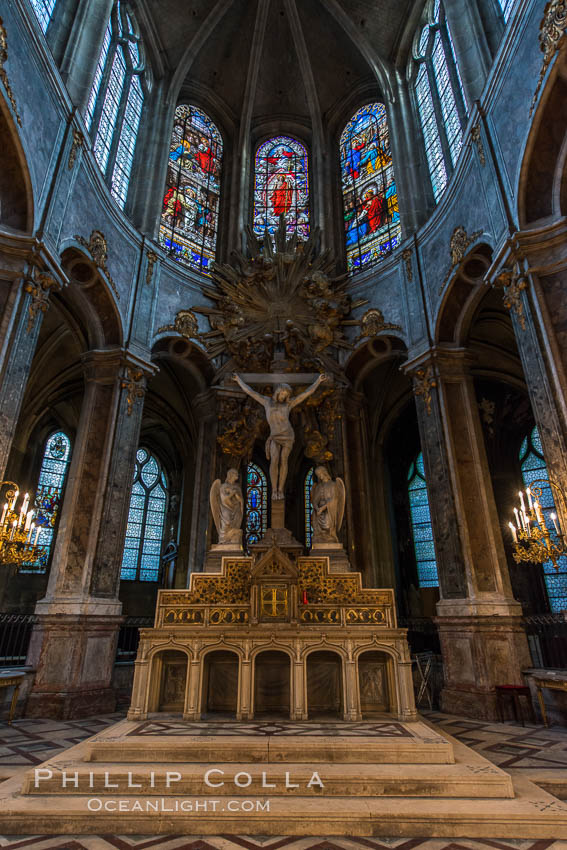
(404, 346, 477, 381)
(81, 348, 157, 385)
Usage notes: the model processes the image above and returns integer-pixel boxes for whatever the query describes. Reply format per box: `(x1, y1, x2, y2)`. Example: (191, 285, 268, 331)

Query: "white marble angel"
(311, 466, 345, 545)
(210, 468, 244, 546)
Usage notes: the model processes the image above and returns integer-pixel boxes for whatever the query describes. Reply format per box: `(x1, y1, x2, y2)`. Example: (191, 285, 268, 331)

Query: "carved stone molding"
(145, 250, 158, 286)
(492, 267, 528, 330)
(74, 230, 120, 300)
(121, 367, 146, 416)
(356, 308, 402, 341)
(412, 366, 437, 416)
(0, 18, 21, 126)
(401, 248, 413, 282)
(471, 125, 486, 167)
(439, 226, 484, 294)
(68, 128, 84, 170)
(157, 308, 199, 339)
(531, 0, 567, 115)
(24, 266, 61, 334)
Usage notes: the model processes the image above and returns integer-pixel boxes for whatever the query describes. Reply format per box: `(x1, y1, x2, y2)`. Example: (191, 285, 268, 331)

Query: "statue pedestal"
(204, 543, 244, 573)
(311, 542, 351, 572)
(250, 498, 303, 559)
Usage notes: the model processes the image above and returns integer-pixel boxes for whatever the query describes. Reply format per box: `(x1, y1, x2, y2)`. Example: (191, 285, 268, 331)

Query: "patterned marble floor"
(127, 719, 416, 737)
(0, 711, 565, 849)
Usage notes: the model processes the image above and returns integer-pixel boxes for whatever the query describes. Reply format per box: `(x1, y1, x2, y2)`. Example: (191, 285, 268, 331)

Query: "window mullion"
(427, 58, 453, 181)
(135, 478, 150, 581)
(105, 61, 131, 182)
(90, 41, 117, 138)
(440, 22, 468, 129)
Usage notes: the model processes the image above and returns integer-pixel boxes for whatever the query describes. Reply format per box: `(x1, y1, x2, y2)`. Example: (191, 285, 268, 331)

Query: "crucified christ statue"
(232, 372, 328, 500)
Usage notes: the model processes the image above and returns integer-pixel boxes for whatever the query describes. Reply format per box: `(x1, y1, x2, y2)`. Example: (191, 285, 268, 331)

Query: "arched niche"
(253, 649, 290, 718)
(201, 649, 239, 717)
(156, 649, 188, 713)
(357, 649, 391, 716)
(306, 650, 344, 719)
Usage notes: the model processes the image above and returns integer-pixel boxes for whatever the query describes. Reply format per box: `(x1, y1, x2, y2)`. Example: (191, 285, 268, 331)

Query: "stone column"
(0, 239, 65, 482)
(184, 657, 202, 721)
(187, 389, 219, 574)
(343, 656, 361, 721)
(58, 0, 115, 115)
(405, 347, 531, 719)
(443, 0, 492, 106)
(238, 658, 253, 720)
(292, 657, 307, 720)
(26, 348, 155, 719)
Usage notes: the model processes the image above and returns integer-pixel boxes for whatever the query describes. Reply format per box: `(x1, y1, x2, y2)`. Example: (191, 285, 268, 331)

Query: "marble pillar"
(187, 388, 218, 575)
(58, 0, 115, 114)
(26, 348, 155, 718)
(443, 0, 492, 106)
(406, 347, 531, 719)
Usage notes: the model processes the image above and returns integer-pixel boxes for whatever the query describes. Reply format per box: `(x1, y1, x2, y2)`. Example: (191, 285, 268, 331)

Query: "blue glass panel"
(253, 136, 310, 240)
(93, 50, 127, 173)
(498, 0, 516, 22)
(86, 22, 112, 129)
(416, 64, 447, 203)
(110, 74, 143, 208)
(305, 468, 314, 549)
(340, 103, 401, 273)
(408, 452, 439, 588)
(30, 0, 57, 33)
(432, 32, 462, 168)
(245, 463, 267, 549)
(120, 448, 168, 581)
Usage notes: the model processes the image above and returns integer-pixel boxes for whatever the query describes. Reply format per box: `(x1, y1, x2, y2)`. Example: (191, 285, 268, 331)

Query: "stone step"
(85, 734, 454, 765)
(21, 759, 514, 798)
(0, 776, 565, 838)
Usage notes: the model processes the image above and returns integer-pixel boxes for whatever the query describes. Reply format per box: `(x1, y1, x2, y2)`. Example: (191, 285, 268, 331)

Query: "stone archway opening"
(358, 650, 391, 717)
(306, 650, 343, 719)
(253, 650, 290, 718)
(157, 650, 187, 713)
(202, 650, 239, 718)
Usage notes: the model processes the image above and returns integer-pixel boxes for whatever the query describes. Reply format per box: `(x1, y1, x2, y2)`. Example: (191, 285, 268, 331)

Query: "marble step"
(0, 776, 566, 838)
(85, 734, 454, 765)
(21, 759, 514, 798)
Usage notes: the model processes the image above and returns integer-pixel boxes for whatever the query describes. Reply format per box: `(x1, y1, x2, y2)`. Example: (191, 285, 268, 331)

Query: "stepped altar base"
(127, 547, 417, 723)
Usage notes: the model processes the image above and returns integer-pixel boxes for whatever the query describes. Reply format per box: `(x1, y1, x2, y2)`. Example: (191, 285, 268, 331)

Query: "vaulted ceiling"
(141, 0, 421, 128)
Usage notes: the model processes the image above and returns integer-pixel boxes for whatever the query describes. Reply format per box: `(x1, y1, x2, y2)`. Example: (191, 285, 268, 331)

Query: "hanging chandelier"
(509, 480, 566, 572)
(0, 481, 43, 565)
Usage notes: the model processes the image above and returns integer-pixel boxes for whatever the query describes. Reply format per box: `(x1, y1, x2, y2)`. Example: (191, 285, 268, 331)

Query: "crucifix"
(232, 371, 329, 504)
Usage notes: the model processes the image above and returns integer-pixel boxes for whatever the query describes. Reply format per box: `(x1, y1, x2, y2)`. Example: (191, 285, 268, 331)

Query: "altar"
(127, 547, 417, 723)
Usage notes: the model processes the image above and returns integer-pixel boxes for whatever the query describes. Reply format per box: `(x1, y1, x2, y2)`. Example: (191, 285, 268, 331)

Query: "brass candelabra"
(509, 480, 566, 572)
(0, 481, 43, 566)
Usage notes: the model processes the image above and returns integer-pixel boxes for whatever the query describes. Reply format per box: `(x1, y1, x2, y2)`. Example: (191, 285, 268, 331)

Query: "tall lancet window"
(408, 452, 439, 588)
(413, 0, 467, 203)
(159, 105, 223, 275)
(29, 0, 57, 32)
(253, 137, 310, 240)
(245, 463, 268, 548)
(519, 427, 567, 612)
(85, 1, 147, 210)
(23, 431, 72, 573)
(304, 468, 315, 549)
(120, 449, 168, 582)
(340, 103, 401, 273)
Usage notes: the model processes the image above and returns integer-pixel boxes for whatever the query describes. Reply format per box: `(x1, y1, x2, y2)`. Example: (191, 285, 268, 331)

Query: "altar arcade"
(127, 547, 416, 723)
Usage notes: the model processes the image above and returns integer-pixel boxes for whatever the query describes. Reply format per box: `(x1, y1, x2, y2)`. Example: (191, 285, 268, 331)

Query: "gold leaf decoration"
(75, 230, 120, 300)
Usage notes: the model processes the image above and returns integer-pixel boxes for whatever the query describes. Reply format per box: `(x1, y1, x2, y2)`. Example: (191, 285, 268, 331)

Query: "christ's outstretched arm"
(232, 373, 269, 408)
(289, 373, 329, 409)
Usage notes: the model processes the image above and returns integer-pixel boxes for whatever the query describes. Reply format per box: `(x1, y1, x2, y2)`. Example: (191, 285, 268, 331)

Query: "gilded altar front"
(128, 547, 417, 722)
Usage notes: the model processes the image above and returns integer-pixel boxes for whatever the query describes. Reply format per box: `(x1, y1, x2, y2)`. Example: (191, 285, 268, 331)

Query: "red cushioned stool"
(495, 684, 536, 726)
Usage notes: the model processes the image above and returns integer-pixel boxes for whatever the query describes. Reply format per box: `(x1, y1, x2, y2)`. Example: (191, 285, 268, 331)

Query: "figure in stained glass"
(120, 448, 168, 582)
(245, 463, 268, 548)
(253, 136, 309, 239)
(159, 105, 223, 275)
(340, 103, 401, 273)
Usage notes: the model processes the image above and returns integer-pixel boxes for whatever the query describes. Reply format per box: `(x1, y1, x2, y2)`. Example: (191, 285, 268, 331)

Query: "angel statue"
(311, 466, 345, 546)
(232, 372, 329, 500)
(210, 468, 244, 546)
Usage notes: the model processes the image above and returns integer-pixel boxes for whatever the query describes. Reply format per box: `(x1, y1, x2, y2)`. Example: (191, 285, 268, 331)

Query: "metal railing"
(0, 613, 36, 666)
(115, 616, 154, 663)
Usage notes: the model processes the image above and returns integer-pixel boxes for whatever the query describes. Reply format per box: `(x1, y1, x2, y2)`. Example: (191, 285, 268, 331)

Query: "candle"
(33, 526, 41, 546)
(509, 522, 517, 543)
(514, 507, 521, 529)
(534, 501, 544, 525)
(21, 493, 29, 517)
(11, 490, 19, 510)
(24, 510, 33, 531)
(9, 519, 16, 540)
(302, 590, 308, 605)
(551, 512, 560, 535)
(0, 503, 7, 526)
(27, 522, 34, 543)
(527, 488, 533, 510)
(519, 491, 526, 515)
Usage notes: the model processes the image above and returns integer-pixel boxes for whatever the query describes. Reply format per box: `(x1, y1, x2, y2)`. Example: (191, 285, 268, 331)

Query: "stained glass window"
(159, 105, 223, 275)
(497, 0, 516, 22)
(413, 2, 467, 203)
(253, 136, 309, 240)
(408, 452, 439, 588)
(86, 2, 146, 210)
(29, 0, 57, 33)
(120, 448, 168, 582)
(340, 103, 401, 273)
(245, 463, 268, 548)
(22, 431, 71, 573)
(519, 427, 567, 612)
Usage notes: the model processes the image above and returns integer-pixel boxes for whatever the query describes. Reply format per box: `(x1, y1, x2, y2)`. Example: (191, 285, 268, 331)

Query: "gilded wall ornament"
(439, 226, 484, 294)
(492, 267, 528, 330)
(356, 308, 402, 341)
(0, 19, 21, 127)
(190, 216, 367, 372)
(68, 128, 84, 170)
(24, 267, 61, 334)
(121, 367, 146, 416)
(531, 0, 567, 115)
(157, 308, 199, 339)
(145, 250, 158, 286)
(412, 366, 437, 416)
(471, 125, 486, 167)
(217, 395, 267, 460)
(75, 230, 120, 300)
(402, 248, 414, 281)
